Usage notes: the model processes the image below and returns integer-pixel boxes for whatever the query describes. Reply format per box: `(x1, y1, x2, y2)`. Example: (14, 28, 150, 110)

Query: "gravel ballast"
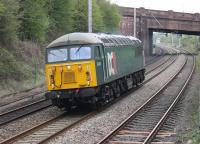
(0, 107, 63, 142)
(48, 55, 186, 144)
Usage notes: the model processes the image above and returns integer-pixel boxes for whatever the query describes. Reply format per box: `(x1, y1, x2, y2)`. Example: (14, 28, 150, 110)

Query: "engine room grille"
(63, 72, 76, 83)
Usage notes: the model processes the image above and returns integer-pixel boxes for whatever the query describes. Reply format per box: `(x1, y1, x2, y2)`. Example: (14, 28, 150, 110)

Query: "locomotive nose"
(45, 61, 97, 90)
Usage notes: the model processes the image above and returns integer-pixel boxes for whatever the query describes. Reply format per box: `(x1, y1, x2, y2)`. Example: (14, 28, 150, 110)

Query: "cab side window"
(95, 46, 101, 59)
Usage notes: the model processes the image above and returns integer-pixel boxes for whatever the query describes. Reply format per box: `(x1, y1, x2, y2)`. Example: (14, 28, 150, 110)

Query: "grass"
(178, 48, 200, 144)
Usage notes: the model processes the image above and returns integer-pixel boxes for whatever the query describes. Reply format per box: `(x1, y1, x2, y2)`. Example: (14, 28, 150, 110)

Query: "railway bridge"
(120, 7, 200, 55)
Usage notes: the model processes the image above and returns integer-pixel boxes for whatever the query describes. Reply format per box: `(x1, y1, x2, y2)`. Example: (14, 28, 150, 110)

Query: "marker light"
(67, 65, 71, 70)
(78, 64, 82, 72)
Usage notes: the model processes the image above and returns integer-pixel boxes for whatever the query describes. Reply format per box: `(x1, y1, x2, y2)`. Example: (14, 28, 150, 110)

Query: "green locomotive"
(45, 33, 145, 109)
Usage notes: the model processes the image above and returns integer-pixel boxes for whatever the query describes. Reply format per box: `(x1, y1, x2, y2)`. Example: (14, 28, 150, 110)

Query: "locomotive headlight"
(78, 64, 82, 72)
(50, 75, 55, 89)
(67, 65, 71, 70)
(51, 83, 55, 89)
(49, 67, 55, 75)
(49, 67, 55, 88)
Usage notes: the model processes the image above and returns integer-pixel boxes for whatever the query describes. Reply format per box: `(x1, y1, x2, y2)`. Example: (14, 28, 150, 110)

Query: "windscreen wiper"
(75, 45, 83, 54)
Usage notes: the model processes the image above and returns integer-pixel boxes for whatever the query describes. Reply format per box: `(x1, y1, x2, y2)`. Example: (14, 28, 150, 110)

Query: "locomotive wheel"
(109, 87, 114, 101)
(52, 99, 65, 108)
(64, 100, 73, 112)
(135, 73, 139, 86)
(119, 79, 126, 93)
(132, 75, 136, 86)
(115, 83, 121, 97)
(93, 99, 103, 110)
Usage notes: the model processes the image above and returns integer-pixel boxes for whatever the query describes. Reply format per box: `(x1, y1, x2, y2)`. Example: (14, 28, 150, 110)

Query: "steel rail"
(0, 84, 44, 99)
(0, 113, 66, 144)
(145, 46, 171, 66)
(0, 90, 46, 108)
(144, 54, 177, 84)
(0, 111, 95, 144)
(145, 55, 162, 66)
(38, 112, 96, 144)
(145, 46, 177, 73)
(97, 54, 187, 144)
(145, 55, 173, 74)
(0, 99, 52, 126)
(143, 56, 195, 143)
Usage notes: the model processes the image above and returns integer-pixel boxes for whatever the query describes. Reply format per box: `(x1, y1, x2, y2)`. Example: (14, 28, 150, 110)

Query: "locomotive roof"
(47, 32, 141, 48)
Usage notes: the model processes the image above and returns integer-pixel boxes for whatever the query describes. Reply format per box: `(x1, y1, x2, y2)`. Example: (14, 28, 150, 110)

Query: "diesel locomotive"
(45, 33, 145, 109)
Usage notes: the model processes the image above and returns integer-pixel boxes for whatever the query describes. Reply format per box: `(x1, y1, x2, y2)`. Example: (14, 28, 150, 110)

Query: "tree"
(98, 0, 121, 33)
(47, 0, 74, 40)
(0, 0, 19, 47)
(0, 2, 5, 14)
(19, 0, 49, 42)
(92, 0, 105, 32)
(72, 0, 105, 32)
(72, 0, 88, 32)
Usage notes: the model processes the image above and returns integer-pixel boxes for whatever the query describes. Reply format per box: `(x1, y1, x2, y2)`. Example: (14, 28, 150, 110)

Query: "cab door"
(94, 45, 106, 85)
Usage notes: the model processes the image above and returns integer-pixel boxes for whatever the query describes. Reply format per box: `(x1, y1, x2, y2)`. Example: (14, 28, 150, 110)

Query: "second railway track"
(0, 99, 52, 126)
(98, 55, 195, 144)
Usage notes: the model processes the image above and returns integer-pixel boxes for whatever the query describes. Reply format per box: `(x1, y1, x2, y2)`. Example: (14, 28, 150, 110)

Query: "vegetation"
(19, 0, 49, 42)
(98, 0, 121, 32)
(159, 33, 200, 53)
(0, 0, 19, 47)
(47, 0, 74, 40)
(186, 40, 200, 144)
(181, 36, 200, 144)
(0, 0, 121, 92)
(0, 0, 121, 45)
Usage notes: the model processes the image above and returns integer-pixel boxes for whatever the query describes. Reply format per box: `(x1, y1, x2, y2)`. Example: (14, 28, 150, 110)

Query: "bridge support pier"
(141, 28, 153, 56)
(148, 30, 153, 55)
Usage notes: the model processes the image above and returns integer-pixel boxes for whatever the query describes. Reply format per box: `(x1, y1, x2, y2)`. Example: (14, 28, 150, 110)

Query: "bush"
(0, 48, 33, 81)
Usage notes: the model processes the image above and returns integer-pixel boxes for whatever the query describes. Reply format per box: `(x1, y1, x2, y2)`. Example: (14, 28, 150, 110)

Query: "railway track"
(0, 51, 176, 126)
(145, 46, 174, 66)
(0, 53, 180, 144)
(145, 55, 174, 75)
(145, 50, 164, 66)
(98, 55, 195, 144)
(0, 110, 95, 144)
(0, 99, 52, 126)
(145, 47, 178, 74)
(0, 90, 46, 108)
(144, 55, 177, 83)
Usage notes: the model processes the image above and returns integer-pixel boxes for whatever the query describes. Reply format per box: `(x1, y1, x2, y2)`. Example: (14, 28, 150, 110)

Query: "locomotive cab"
(45, 44, 105, 107)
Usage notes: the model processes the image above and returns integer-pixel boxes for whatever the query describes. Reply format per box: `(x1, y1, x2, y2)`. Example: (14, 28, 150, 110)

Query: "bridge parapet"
(120, 7, 200, 56)
(121, 7, 200, 22)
